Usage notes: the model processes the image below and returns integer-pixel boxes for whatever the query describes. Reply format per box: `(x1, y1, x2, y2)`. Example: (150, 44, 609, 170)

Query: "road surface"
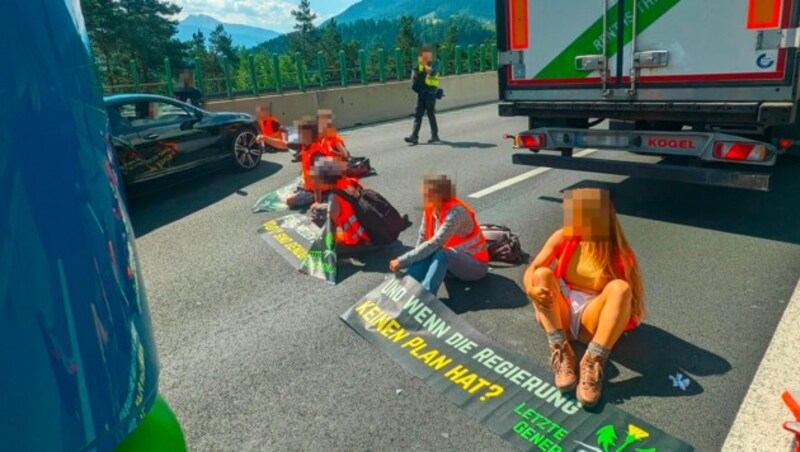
(128, 104, 800, 451)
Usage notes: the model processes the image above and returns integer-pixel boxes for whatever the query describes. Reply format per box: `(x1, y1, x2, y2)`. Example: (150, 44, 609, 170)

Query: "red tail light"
(519, 133, 547, 149)
(713, 142, 768, 161)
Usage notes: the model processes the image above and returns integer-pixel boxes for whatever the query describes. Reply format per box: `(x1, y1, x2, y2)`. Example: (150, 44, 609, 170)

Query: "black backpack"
(334, 186, 410, 246)
(346, 157, 374, 178)
(480, 224, 525, 264)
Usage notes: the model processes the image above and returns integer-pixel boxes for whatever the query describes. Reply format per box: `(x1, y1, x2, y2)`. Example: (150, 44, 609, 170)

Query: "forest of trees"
(81, 0, 497, 97)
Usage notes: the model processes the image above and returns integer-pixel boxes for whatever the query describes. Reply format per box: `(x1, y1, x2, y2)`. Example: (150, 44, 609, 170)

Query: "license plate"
(576, 134, 629, 148)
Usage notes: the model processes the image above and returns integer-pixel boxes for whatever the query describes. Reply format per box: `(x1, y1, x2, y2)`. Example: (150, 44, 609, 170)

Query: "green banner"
(341, 276, 693, 451)
(258, 213, 337, 285)
(252, 178, 301, 213)
(534, 0, 682, 80)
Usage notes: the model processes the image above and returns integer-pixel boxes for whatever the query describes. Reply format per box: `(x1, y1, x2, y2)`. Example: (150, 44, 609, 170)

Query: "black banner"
(341, 276, 693, 452)
(259, 213, 337, 285)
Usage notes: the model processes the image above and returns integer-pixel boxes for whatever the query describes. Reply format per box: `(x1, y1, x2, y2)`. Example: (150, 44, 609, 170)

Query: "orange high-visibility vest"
(333, 178, 370, 246)
(321, 134, 344, 152)
(424, 198, 489, 263)
(258, 116, 282, 137)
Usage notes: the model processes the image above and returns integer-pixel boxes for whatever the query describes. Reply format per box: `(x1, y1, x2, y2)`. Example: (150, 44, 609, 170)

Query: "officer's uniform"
(409, 61, 440, 141)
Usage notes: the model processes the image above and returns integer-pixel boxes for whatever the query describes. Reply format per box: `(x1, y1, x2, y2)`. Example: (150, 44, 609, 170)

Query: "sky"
(171, 0, 357, 32)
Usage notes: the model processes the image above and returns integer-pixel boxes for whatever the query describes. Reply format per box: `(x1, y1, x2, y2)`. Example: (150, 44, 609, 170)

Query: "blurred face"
(312, 159, 344, 190)
(421, 50, 433, 63)
(422, 175, 451, 210)
(256, 106, 269, 119)
(298, 126, 314, 146)
(563, 189, 612, 240)
(317, 111, 333, 135)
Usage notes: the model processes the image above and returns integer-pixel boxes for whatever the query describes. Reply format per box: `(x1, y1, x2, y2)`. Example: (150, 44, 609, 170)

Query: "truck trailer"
(497, 0, 800, 190)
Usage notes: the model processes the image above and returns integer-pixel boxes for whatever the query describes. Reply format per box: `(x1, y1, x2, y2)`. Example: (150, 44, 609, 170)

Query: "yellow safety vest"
(418, 64, 440, 88)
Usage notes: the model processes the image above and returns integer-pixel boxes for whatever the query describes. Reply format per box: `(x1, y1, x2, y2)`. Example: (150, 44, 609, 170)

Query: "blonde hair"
(569, 189, 645, 320)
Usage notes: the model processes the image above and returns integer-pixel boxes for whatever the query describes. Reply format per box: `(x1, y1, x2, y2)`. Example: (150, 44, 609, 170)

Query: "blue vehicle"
(0, 0, 184, 450)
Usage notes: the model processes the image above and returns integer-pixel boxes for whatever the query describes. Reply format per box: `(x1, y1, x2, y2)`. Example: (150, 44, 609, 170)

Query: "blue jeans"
(406, 250, 448, 294)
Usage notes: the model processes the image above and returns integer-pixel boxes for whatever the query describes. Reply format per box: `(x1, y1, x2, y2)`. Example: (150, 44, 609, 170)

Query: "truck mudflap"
(512, 127, 781, 165)
(512, 153, 771, 191)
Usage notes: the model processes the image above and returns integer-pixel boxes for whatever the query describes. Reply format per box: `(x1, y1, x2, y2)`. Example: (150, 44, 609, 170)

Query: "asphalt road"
(128, 104, 800, 451)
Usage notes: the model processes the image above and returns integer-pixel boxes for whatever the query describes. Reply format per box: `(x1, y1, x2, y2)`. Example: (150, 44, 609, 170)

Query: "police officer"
(405, 45, 441, 145)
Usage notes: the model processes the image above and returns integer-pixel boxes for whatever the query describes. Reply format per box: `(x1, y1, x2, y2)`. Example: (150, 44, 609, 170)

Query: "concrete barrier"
(204, 72, 498, 129)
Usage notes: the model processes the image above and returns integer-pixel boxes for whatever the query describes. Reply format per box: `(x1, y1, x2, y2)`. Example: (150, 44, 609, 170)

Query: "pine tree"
(289, 0, 319, 64)
(395, 16, 420, 72)
(395, 16, 419, 51)
(321, 18, 344, 68)
(189, 30, 207, 55)
(82, 0, 188, 86)
(445, 24, 458, 49)
(209, 24, 237, 63)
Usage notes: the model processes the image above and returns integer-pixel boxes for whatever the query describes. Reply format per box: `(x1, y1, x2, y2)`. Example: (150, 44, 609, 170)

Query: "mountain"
(334, 0, 495, 24)
(177, 14, 280, 48)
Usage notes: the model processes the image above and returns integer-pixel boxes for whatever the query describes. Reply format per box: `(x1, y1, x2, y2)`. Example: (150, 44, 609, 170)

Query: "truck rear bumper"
(512, 153, 771, 191)
(516, 127, 779, 166)
(499, 101, 795, 126)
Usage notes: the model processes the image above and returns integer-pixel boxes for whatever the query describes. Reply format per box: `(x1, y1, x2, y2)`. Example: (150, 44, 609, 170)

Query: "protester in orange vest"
(309, 157, 371, 249)
(255, 105, 288, 151)
(286, 118, 326, 208)
(522, 188, 644, 408)
(317, 110, 351, 161)
(390, 175, 488, 294)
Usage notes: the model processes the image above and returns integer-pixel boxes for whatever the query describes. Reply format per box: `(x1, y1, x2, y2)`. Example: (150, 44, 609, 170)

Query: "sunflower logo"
(584, 424, 654, 452)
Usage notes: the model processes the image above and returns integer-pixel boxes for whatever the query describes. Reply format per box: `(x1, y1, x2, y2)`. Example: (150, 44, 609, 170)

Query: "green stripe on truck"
(534, 0, 682, 80)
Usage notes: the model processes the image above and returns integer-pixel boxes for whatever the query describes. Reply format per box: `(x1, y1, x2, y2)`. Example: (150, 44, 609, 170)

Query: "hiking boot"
(404, 136, 419, 145)
(550, 341, 577, 392)
(577, 353, 606, 408)
(428, 136, 441, 143)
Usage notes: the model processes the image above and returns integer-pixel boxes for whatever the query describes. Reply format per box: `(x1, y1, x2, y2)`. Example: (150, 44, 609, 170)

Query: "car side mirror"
(180, 116, 200, 130)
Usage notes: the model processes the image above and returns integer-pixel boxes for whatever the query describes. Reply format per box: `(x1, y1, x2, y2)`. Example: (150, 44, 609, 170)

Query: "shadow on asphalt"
(551, 154, 800, 244)
(336, 242, 415, 283)
(127, 161, 283, 236)
(582, 324, 732, 411)
(437, 140, 497, 150)
(442, 272, 530, 314)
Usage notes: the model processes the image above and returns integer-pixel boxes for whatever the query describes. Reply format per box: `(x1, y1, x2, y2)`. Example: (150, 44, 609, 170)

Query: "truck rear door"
(499, 0, 798, 103)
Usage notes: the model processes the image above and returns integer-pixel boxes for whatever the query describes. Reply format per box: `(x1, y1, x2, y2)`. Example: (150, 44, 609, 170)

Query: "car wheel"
(232, 128, 262, 171)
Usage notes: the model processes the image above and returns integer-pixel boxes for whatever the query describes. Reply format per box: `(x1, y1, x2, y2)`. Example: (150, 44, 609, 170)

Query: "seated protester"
(309, 157, 371, 251)
(286, 119, 327, 208)
(317, 110, 351, 161)
(522, 188, 644, 408)
(255, 105, 288, 152)
(317, 110, 376, 178)
(389, 175, 489, 294)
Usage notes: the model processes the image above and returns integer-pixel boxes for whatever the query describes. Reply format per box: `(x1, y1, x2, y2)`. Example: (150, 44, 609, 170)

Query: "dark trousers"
(411, 93, 438, 138)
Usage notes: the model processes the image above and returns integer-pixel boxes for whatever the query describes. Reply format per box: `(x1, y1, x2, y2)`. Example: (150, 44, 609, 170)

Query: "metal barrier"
(102, 43, 499, 100)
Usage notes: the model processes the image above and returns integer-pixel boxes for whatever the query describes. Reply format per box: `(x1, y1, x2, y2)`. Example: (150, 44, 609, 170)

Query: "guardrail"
(102, 44, 499, 100)
(204, 71, 498, 130)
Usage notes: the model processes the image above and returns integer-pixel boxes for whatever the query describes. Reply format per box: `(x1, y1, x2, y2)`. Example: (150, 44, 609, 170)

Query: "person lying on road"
(523, 188, 644, 408)
(390, 174, 488, 294)
(255, 105, 288, 152)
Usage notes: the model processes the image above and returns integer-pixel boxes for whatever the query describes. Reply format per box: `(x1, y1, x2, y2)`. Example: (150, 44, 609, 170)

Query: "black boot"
(405, 118, 422, 145)
(427, 136, 441, 143)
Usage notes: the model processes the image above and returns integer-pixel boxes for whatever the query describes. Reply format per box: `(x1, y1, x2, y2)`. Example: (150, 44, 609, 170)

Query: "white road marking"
(723, 277, 800, 451)
(468, 149, 597, 199)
